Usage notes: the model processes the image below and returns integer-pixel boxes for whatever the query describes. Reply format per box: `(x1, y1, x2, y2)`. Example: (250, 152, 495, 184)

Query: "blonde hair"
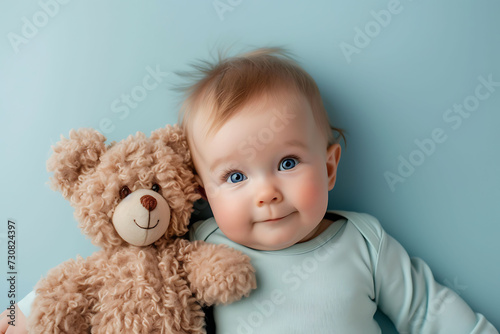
(177, 46, 345, 146)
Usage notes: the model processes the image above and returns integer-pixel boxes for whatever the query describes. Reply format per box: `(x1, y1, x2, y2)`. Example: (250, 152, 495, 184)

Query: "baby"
(179, 47, 498, 333)
(3, 47, 498, 334)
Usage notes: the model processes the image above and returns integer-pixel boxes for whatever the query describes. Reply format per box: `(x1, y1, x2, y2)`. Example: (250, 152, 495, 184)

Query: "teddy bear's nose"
(140, 195, 157, 211)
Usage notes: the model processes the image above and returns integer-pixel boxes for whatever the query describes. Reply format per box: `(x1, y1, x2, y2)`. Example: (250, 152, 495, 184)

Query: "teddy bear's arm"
(176, 239, 256, 306)
(27, 256, 98, 333)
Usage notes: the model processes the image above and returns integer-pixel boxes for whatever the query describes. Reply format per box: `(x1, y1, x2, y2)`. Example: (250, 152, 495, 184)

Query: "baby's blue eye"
(227, 172, 247, 184)
(279, 157, 299, 171)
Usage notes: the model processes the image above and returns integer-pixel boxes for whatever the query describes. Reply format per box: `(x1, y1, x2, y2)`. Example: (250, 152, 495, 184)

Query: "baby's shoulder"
(331, 210, 385, 250)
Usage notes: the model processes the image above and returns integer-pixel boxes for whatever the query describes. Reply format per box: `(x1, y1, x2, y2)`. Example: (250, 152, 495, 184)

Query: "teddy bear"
(27, 125, 256, 333)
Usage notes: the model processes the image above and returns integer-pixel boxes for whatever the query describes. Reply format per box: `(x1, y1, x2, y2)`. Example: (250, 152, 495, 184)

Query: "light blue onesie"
(190, 210, 498, 334)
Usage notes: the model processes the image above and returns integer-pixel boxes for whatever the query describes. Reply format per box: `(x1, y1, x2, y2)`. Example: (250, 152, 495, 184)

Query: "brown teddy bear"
(27, 125, 256, 333)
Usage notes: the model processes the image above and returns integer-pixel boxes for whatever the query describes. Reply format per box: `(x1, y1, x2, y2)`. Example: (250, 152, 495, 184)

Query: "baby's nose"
(256, 185, 283, 206)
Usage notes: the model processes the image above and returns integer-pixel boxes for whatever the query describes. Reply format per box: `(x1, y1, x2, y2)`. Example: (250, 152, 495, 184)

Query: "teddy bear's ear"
(151, 124, 192, 166)
(47, 128, 107, 199)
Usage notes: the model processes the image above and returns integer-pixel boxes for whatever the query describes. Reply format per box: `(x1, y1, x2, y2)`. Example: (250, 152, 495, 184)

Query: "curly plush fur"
(28, 125, 256, 333)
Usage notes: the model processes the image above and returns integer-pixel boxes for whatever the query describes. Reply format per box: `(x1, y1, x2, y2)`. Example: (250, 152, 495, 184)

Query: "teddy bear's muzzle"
(112, 189, 171, 246)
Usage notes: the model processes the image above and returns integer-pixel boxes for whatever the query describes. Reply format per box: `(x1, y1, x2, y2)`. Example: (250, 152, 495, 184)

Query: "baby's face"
(190, 92, 340, 250)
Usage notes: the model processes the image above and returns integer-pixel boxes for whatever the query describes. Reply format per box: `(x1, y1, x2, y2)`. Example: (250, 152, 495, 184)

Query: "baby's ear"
(47, 128, 107, 199)
(151, 124, 192, 167)
(326, 143, 341, 191)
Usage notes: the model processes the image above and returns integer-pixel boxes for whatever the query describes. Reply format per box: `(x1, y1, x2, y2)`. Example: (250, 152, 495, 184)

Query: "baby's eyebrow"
(284, 139, 307, 149)
(209, 156, 238, 173)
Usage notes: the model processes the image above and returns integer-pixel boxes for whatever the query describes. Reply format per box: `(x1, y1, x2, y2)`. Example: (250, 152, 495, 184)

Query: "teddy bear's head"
(47, 125, 200, 250)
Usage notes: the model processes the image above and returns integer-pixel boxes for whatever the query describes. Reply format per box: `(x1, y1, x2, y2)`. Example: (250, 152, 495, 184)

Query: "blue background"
(1, 0, 499, 332)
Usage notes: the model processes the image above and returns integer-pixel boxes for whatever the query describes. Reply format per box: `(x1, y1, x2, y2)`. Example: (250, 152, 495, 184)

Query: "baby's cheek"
(210, 198, 234, 224)
(300, 183, 324, 207)
(209, 193, 245, 235)
(297, 172, 329, 212)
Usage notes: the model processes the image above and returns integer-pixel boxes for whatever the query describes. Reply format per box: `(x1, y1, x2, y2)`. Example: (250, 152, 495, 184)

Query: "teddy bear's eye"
(119, 186, 131, 199)
(152, 183, 161, 193)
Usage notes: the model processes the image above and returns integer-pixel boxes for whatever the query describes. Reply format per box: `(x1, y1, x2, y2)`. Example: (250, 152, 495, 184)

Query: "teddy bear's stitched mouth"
(134, 219, 160, 230)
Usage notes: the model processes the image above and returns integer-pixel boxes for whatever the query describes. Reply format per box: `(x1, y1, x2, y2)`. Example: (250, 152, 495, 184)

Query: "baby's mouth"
(259, 212, 295, 223)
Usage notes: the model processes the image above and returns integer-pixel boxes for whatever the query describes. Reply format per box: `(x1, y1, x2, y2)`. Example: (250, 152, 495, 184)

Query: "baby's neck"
(297, 212, 344, 244)
(298, 218, 333, 243)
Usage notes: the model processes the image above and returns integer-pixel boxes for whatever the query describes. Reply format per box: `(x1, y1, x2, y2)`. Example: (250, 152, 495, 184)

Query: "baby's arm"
(374, 231, 498, 333)
(0, 305, 27, 334)
(0, 291, 33, 334)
